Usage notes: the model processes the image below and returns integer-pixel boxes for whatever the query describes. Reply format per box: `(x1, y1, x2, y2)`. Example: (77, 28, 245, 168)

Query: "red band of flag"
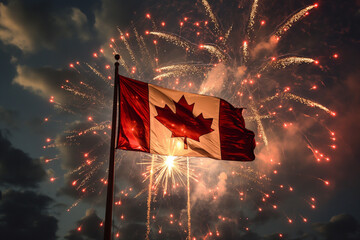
(118, 75, 150, 152)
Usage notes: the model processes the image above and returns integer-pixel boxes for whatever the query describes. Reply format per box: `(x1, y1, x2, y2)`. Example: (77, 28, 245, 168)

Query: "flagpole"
(187, 157, 191, 240)
(103, 54, 120, 240)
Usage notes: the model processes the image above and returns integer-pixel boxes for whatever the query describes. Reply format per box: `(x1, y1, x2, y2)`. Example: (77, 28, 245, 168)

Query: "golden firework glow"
(140, 155, 197, 194)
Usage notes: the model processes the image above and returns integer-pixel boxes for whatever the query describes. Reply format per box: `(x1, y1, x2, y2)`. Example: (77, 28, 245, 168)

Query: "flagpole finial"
(115, 54, 120, 61)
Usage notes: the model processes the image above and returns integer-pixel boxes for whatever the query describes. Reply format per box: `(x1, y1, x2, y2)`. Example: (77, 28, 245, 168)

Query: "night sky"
(0, 0, 359, 239)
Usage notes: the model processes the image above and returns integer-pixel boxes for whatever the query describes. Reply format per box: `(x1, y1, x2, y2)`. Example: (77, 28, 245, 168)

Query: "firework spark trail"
(133, 27, 153, 72)
(242, 41, 249, 63)
(259, 57, 315, 73)
(250, 104, 268, 146)
(78, 162, 102, 189)
(202, 44, 227, 61)
(140, 36, 156, 69)
(200, 0, 221, 34)
(64, 122, 110, 139)
(109, 43, 131, 73)
(145, 155, 155, 240)
(66, 198, 82, 212)
(156, 64, 198, 72)
(150, 32, 227, 61)
(53, 102, 75, 114)
(86, 63, 110, 84)
(153, 72, 180, 80)
(69, 65, 81, 74)
(187, 157, 191, 240)
(63, 81, 104, 103)
(153, 64, 208, 80)
(133, 26, 142, 48)
(146, 15, 158, 32)
(133, 26, 145, 58)
(150, 32, 193, 51)
(43, 157, 58, 163)
(82, 122, 110, 134)
(79, 80, 100, 92)
(62, 86, 89, 99)
(247, 0, 259, 37)
(117, 54, 131, 74)
(67, 163, 87, 177)
(262, 92, 333, 114)
(117, 28, 138, 65)
(62, 83, 107, 107)
(245, 114, 273, 121)
(65, 159, 103, 197)
(109, 40, 121, 55)
(274, 4, 317, 38)
(223, 25, 233, 43)
(306, 143, 325, 162)
(157, 64, 211, 72)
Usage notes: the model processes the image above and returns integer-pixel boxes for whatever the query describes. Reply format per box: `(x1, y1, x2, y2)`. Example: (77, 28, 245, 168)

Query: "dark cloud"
(238, 231, 263, 240)
(0, 130, 59, 239)
(0, 106, 18, 129)
(118, 223, 147, 240)
(13, 64, 113, 115)
(65, 209, 103, 240)
(316, 69, 360, 212)
(0, 0, 90, 52)
(94, 0, 144, 39)
(251, 208, 281, 225)
(70, 7, 91, 41)
(0, 130, 46, 188)
(0, 106, 45, 133)
(0, 189, 58, 240)
(25, 116, 46, 134)
(313, 214, 360, 240)
(13, 65, 80, 102)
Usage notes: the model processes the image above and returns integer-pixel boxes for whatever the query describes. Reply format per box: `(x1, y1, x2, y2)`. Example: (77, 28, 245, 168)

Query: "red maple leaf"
(155, 95, 214, 149)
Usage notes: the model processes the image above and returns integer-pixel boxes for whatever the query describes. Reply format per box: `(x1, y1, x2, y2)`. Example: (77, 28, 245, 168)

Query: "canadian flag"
(117, 75, 255, 161)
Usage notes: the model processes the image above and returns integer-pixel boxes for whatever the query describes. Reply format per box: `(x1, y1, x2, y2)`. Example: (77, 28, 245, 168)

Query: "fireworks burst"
(140, 155, 197, 194)
(43, 0, 337, 238)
